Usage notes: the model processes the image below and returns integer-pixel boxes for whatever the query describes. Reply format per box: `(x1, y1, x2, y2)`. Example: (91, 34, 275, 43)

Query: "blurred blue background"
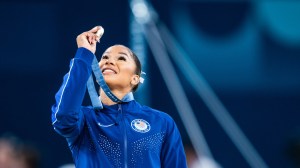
(0, 0, 300, 167)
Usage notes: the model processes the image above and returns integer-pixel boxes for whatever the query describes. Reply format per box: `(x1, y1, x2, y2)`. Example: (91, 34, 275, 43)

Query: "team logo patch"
(131, 119, 151, 133)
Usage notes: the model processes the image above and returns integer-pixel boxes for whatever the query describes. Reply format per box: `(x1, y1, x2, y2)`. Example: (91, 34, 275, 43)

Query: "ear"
(131, 75, 140, 86)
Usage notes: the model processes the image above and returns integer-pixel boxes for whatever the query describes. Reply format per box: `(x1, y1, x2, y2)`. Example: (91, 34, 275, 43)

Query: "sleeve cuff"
(74, 47, 95, 65)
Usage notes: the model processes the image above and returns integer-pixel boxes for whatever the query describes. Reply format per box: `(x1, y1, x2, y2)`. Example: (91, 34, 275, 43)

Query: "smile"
(102, 68, 117, 74)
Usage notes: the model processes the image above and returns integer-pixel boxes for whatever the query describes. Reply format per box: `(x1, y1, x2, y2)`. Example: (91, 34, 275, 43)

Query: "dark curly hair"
(127, 48, 141, 92)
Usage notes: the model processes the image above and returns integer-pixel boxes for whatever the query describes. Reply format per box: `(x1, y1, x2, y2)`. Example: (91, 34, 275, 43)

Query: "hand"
(76, 26, 102, 54)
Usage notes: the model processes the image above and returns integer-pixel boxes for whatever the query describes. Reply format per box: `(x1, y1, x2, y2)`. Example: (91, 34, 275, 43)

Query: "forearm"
(51, 47, 94, 137)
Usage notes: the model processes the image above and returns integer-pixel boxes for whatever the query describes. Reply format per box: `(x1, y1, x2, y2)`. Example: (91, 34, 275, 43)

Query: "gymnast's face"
(99, 45, 139, 92)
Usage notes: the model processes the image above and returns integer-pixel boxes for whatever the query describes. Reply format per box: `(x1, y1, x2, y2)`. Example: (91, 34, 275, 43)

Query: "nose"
(105, 57, 115, 65)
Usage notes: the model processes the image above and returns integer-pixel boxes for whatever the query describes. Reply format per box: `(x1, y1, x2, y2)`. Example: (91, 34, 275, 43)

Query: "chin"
(103, 77, 118, 86)
(103, 77, 113, 84)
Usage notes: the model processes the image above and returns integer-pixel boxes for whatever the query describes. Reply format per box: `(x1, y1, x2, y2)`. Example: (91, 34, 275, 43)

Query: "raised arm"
(51, 26, 101, 143)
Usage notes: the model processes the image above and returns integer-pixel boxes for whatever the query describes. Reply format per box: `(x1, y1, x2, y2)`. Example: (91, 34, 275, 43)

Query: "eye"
(118, 56, 126, 61)
(102, 55, 109, 59)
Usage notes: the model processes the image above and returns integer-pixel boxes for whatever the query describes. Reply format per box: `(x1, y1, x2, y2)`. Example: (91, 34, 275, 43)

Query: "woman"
(51, 26, 187, 168)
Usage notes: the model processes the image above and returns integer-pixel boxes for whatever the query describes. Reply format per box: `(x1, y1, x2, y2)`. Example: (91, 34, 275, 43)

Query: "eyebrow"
(118, 52, 129, 58)
(102, 51, 130, 58)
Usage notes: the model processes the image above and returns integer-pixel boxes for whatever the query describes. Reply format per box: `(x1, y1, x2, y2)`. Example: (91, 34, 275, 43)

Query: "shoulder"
(141, 105, 176, 125)
(140, 105, 182, 139)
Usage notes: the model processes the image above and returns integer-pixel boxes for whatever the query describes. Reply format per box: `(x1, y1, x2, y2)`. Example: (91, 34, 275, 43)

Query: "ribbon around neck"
(87, 56, 134, 109)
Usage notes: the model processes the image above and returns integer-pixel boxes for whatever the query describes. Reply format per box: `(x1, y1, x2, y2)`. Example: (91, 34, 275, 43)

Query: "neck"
(100, 89, 130, 106)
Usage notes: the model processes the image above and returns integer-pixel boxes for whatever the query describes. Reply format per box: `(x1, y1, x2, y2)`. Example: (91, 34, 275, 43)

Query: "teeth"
(103, 69, 115, 73)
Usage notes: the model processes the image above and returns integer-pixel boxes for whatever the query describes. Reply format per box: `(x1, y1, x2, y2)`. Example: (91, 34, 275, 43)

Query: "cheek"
(98, 61, 104, 68)
(120, 65, 136, 76)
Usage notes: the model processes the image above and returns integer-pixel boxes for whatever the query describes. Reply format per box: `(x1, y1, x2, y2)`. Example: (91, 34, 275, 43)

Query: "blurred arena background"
(0, 0, 300, 167)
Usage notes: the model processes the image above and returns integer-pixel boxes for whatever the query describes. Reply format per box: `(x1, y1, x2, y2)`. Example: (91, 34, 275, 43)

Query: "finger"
(88, 35, 93, 44)
(94, 36, 98, 43)
(86, 32, 96, 44)
(91, 38, 97, 45)
(85, 32, 91, 44)
(91, 36, 95, 44)
(88, 26, 101, 33)
(93, 34, 99, 44)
